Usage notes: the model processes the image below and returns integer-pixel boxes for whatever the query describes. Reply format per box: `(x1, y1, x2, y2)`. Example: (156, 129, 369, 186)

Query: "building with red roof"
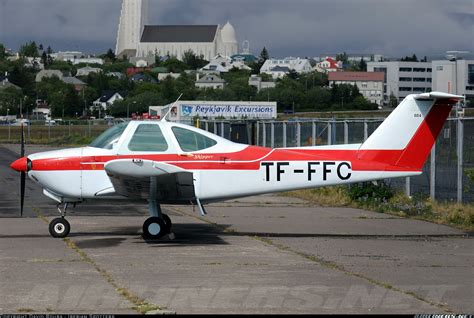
(328, 71, 385, 106)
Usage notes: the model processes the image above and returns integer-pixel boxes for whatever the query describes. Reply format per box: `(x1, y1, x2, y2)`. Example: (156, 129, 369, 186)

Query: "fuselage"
(20, 119, 420, 204)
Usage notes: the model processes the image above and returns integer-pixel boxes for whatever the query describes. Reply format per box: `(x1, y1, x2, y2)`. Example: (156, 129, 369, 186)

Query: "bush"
(348, 181, 394, 204)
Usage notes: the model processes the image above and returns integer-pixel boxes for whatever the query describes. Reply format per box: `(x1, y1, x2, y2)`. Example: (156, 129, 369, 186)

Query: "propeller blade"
(20, 171, 25, 217)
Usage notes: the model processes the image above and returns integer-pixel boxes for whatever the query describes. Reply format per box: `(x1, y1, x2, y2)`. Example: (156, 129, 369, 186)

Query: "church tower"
(115, 0, 148, 58)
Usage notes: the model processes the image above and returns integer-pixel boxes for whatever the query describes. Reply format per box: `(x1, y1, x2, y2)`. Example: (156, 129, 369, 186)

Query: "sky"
(0, 0, 472, 59)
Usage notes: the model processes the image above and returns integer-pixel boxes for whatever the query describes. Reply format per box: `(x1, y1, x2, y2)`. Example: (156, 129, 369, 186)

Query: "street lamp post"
(7, 108, 10, 140)
(128, 101, 136, 119)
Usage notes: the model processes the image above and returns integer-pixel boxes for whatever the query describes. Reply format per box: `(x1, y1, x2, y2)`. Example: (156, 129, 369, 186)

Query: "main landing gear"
(49, 203, 71, 238)
(142, 203, 172, 240)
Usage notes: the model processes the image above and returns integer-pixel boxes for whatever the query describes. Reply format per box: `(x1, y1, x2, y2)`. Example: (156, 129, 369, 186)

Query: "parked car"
(104, 115, 115, 120)
(11, 119, 30, 126)
(45, 120, 56, 126)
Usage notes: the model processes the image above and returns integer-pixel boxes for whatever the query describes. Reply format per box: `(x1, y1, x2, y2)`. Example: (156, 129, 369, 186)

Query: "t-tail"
(357, 92, 463, 172)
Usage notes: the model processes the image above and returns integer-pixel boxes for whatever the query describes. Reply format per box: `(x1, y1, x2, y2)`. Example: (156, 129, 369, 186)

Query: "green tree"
(105, 48, 116, 62)
(358, 58, 367, 71)
(336, 52, 349, 65)
(0, 43, 7, 60)
(8, 63, 35, 96)
(259, 47, 269, 63)
(388, 93, 398, 108)
(250, 47, 270, 74)
(19, 41, 39, 58)
(162, 55, 188, 73)
(182, 50, 208, 70)
(0, 87, 23, 115)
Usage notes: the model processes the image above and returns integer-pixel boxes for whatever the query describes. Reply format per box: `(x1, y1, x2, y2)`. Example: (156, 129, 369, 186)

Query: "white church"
(115, 0, 239, 61)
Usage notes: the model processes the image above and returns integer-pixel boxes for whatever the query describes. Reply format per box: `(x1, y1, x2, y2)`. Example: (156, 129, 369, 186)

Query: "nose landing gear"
(48, 203, 71, 238)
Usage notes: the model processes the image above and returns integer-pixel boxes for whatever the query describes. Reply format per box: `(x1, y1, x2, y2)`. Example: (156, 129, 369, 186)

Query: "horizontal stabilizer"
(414, 92, 464, 100)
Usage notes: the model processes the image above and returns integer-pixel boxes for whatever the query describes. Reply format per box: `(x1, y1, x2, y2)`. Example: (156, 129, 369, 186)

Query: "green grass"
(285, 186, 474, 232)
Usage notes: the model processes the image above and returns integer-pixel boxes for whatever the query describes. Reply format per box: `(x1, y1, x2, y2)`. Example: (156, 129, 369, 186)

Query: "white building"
(129, 55, 155, 67)
(260, 57, 312, 79)
(314, 57, 342, 73)
(115, 0, 148, 58)
(195, 74, 226, 89)
(50, 52, 103, 65)
(35, 70, 64, 82)
(76, 66, 102, 77)
(149, 101, 277, 122)
(367, 61, 432, 102)
(248, 75, 276, 92)
(115, 0, 238, 60)
(93, 91, 124, 112)
(200, 54, 251, 73)
(71, 58, 104, 65)
(431, 59, 474, 98)
(328, 72, 384, 106)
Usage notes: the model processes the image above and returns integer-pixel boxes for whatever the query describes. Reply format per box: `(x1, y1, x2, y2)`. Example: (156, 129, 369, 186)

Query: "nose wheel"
(49, 217, 70, 238)
(48, 203, 72, 238)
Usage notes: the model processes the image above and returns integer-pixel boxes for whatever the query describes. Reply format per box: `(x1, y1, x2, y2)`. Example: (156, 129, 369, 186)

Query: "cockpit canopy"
(89, 121, 241, 154)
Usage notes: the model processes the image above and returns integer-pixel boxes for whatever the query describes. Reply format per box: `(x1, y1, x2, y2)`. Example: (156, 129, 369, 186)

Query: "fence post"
(283, 122, 287, 148)
(270, 122, 275, 148)
(88, 121, 91, 137)
(69, 121, 71, 136)
(205, 121, 209, 132)
(457, 118, 463, 203)
(344, 121, 349, 144)
(405, 177, 411, 197)
(262, 122, 266, 147)
(430, 144, 436, 200)
(220, 122, 225, 138)
(364, 120, 368, 141)
(48, 123, 51, 141)
(312, 121, 316, 146)
(327, 121, 332, 145)
(27, 124, 30, 141)
(8, 124, 10, 141)
(256, 122, 260, 146)
(296, 122, 301, 147)
(213, 121, 217, 135)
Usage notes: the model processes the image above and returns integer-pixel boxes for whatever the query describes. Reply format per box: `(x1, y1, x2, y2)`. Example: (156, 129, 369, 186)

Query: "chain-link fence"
(199, 117, 474, 203)
(0, 120, 115, 143)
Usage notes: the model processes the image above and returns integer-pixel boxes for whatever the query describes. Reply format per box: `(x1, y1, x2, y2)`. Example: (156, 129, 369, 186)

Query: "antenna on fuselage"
(161, 93, 183, 122)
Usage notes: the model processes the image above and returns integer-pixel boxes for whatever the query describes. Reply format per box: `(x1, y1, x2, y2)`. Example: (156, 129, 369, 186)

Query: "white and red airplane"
(10, 92, 463, 239)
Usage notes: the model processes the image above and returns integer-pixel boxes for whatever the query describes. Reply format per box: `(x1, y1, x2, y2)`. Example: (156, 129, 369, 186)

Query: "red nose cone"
(10, 157, 28, 172)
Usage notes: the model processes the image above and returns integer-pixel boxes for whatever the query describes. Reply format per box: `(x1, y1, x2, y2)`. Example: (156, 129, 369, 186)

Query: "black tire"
(143, 217, 167, 240)
(162, 214, 172, 234)
(49, 218, 70, 238)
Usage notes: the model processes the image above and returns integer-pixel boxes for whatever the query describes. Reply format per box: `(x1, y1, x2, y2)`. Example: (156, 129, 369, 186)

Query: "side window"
(128, 124, 168, 152)
(172, 127, 217, 152)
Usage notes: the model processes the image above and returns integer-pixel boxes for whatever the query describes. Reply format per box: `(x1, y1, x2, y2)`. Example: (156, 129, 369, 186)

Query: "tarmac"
(0, 144, 472, 314)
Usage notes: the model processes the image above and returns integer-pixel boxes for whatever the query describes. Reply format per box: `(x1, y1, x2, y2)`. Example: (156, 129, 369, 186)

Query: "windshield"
(89, 122, 129, 149)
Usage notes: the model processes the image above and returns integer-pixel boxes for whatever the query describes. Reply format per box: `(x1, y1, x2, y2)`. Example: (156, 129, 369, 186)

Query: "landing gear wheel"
(143, 217, 167, 240)
(162, 214, 172, 234)
(49, 218, 70, 238)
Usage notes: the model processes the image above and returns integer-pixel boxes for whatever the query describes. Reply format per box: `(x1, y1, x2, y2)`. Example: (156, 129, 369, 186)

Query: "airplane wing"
(104, 159, 195, 203)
